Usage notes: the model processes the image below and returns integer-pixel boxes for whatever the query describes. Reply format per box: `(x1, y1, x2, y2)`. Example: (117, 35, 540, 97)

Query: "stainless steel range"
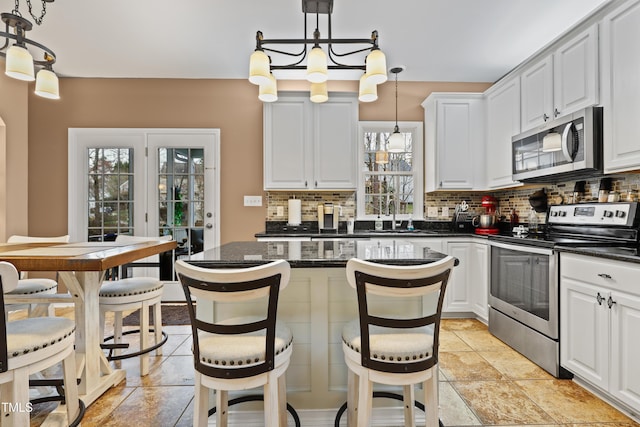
(488, 201, 640, 378)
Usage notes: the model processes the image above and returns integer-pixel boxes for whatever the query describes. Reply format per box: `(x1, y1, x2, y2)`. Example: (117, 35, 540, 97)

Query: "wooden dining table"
(0, 239, 177, 407)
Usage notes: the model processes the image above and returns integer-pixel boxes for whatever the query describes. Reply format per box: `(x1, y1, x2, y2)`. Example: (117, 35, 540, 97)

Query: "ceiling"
(17, 0, 610, 83)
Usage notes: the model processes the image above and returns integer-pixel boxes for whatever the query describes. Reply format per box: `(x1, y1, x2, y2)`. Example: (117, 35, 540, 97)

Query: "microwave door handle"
(561, 123, 577, 162)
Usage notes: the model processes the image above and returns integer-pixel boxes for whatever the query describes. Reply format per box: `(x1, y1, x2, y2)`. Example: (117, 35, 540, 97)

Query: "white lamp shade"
(306, 47, 328, 83)
(5, 45, 35, 81)
(365, 49, 387, 85)
(375, 150, 389, 164)
(249, 50, 271, 85)
(258, 73, 278, 102)
(387, 131, 404, 153)
(35, 69, 60, 99)
(310, 82, 328, 103)
(542, 132, 562, 152)
(358, 74, 378, 102)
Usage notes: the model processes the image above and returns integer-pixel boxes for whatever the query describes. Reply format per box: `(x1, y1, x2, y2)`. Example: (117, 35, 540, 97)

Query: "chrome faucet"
(388, 197, 403, 230)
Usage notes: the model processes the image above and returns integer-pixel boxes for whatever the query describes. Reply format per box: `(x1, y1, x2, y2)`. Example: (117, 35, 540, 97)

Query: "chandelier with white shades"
(249, 0, 388, 103)
(0, 0, 59, 99)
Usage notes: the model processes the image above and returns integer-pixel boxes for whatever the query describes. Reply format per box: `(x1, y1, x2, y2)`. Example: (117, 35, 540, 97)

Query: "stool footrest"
(207, 394, 301, 427)
(28, 379, 86, 427)
(102, 329, 168, 361)
(334, 391, 443, 427)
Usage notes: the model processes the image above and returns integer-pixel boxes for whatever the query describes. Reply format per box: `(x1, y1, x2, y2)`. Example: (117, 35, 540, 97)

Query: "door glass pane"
(158, 148, 206, 255)
(87, 147, 134, 241)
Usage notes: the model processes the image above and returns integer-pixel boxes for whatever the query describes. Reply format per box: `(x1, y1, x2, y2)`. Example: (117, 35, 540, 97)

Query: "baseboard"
(205, 407, 423, 426)
(572, 377, 640, 423)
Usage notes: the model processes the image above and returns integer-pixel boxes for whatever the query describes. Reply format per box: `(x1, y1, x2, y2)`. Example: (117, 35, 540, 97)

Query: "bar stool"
(175, 259, 297, 427)
(0, 261, 84, 426)
(338, 256, 456, 427)
(99, 235, 170, 376)
(5, 234, 70, 317)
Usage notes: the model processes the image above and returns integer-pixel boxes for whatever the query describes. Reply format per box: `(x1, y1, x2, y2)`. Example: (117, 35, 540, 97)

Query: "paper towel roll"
(288, 199, 301, 225)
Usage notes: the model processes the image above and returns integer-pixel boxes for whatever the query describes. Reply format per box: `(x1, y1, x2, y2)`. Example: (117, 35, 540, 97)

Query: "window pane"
(86, 147, 134, 241)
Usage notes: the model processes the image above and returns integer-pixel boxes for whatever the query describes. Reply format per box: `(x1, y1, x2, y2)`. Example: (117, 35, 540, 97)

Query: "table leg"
(58, 271, 126, 406)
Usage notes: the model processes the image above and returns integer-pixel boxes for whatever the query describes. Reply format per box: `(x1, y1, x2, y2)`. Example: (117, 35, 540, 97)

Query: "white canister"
(607, 192, 620, 203)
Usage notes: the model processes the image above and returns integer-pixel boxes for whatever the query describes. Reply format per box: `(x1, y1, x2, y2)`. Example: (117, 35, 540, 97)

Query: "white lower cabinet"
(560, 253, 640, 413)
(444, 239, 489, 320)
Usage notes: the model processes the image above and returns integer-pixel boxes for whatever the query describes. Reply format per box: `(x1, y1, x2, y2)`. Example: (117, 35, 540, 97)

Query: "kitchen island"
(183, 239, 455, 423)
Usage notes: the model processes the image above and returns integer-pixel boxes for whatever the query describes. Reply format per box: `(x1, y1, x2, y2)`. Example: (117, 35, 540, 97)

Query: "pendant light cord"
(394, 71, 399, 129)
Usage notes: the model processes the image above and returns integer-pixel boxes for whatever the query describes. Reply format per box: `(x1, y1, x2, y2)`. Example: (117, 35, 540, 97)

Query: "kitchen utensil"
(529, 189, 548, 213)
(472, 214, 497, 228)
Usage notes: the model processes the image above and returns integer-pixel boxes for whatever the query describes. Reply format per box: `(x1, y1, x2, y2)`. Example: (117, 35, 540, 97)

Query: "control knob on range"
(603, 210, 614, 218)
(615, 210, 626, 218)
(560, 211, 567, 217)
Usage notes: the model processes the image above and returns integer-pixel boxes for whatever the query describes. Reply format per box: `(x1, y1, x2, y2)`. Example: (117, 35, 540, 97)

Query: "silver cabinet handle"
(206, 223, 213, 229)
(596, 292, 604, 306)
(597, 273, 612, 279)
(607, 296, 617, 309)
(554, 108, 560, 118)
(543, 113, 549, 122)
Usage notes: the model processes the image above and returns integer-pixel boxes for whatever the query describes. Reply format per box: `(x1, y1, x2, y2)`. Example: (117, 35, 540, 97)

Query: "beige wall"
(26, 78, 490, 244)
(0, 73, 30, 241)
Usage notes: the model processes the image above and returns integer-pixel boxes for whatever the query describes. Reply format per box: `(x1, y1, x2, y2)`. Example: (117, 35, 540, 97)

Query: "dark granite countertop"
(555, 246, 640, 264)
(255, 229, 481, 239)
(185, 240, 457, 268)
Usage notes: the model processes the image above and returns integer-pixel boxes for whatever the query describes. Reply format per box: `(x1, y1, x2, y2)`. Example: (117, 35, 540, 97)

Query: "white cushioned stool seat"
(99, 277, 163, 301)
(6, 278, 57, 295)
(199, 317, 293, 369)
(6, 317, 76, 358)
(342, 319, 434, 364)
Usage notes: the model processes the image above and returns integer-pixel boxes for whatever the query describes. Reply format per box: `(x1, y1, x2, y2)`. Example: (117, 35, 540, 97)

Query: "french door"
(68, 128, 220, 293)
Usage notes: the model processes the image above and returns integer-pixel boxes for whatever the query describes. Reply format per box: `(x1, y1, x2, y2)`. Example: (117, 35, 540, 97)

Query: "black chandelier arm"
(270, 64, 365, 71)
(0, 30, 56, 66)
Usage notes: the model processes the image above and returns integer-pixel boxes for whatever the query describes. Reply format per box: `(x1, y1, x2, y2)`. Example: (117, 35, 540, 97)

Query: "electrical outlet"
(244, 195, 262, 207)
(441, 207, 450, 217)
(427, 207, 438, 217)
(276, 206, 284, 216)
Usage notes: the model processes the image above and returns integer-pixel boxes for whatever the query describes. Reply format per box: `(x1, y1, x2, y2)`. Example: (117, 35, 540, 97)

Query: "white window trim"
(357, 121, 424, 221)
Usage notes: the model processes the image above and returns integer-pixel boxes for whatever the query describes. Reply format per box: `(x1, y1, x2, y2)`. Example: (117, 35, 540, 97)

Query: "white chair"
(5, 234, 71, 317)
(340, 256, 456, 427)
(175, 259, 295, 427)
(0, 261, 83, 426)
(99, 235, 170, 376)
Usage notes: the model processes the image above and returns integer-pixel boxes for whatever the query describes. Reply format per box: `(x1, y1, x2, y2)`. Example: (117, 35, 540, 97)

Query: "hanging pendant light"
(387, 66, 405, 153)
(249, 47, 272, 85)
(35, 67, 59, 99)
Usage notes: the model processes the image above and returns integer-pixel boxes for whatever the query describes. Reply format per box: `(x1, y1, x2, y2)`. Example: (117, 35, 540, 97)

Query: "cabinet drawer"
(561, 253, 640, 295)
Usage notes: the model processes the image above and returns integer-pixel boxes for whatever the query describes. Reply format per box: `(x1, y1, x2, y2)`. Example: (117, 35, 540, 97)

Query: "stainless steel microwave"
(512, 106, 603, 183)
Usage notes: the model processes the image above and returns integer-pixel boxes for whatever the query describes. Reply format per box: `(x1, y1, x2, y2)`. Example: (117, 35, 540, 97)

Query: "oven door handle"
(489, 240, 554, 256)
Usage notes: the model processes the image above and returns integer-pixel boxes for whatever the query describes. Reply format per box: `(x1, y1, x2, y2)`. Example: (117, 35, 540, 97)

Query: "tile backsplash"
(266, 172, 640, 224)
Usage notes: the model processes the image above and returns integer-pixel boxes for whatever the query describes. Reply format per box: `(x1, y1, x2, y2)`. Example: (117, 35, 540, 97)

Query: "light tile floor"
(23, 310, 640, 426)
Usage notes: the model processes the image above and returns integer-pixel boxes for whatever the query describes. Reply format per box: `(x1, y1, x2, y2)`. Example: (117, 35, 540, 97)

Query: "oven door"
(489, 241, 558, 339)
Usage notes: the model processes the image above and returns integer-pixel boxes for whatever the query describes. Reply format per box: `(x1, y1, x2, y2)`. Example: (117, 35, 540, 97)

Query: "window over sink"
(357, 121, 424, 220)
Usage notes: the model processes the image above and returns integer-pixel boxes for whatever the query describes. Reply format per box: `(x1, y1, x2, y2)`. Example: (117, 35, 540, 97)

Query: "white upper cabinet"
(264, 93, 358, 190)
(485, 76, 522, 189)
(423, 93, 486, 191)
(520, 55, 554, 132)
(600, 0, 640, 173)
(554, 25, 599, 116)
(520, 25, 599, 132)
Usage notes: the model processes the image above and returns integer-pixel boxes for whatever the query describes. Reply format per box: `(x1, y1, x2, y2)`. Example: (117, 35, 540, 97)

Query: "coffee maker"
(473, 195, 500, 235)
(318, 203, 340, 233)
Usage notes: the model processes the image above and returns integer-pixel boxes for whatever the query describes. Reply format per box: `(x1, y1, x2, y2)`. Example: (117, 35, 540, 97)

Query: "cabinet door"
(314, 96, 357, 189)
(470, 242, 489, 321)
(520, 55, 554, 132)
(560, 277, 609, 389)
(610, 290, 640, 410)
(601, 0, 640, 173)
(436, 99, 475, 189)
(263, 97, 311, 189)
(553, 25, 599, 117)
(444, 241, 472, 312)
(485, 78, 522, 189)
